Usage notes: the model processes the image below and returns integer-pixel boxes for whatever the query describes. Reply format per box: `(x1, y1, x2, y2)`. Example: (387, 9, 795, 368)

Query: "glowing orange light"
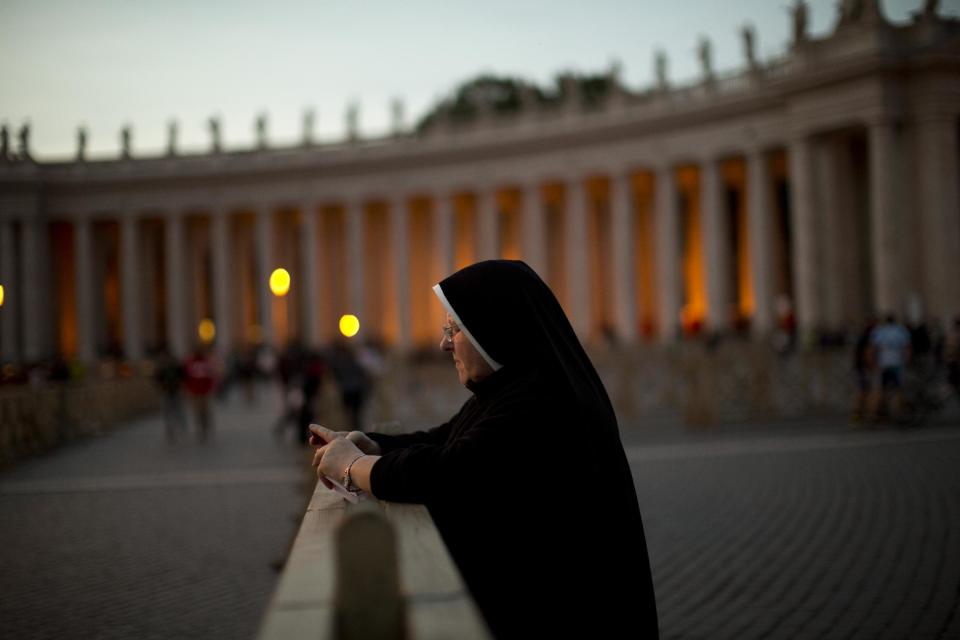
(0, 284, 4, 307)
(198, 318, 216, 344)
(339, 314, 360, 338)
(270, 268, 291, 297)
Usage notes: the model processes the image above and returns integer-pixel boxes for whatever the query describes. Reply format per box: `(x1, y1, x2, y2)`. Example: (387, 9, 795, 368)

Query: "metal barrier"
(257, 481, 491, 640)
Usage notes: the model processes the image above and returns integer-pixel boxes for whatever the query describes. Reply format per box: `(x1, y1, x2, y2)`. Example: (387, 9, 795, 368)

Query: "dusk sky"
(1, 0, 954, 159)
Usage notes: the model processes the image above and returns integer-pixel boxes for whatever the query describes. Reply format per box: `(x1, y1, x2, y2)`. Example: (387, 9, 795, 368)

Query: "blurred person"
(49, 355, 73, 443)
(238, 344, 259, 404)
(274, 340, 305, 439)
(183, 345, 217, 441)
(296, 347, 326, 445)
(308, 260, 659, 638)
(327, 339, 372, 429)
(851, 315, 877, 424)
(945, 316, 960, 404)
(773, 295, 796, 353)
(868, 313, 911, 422)
(154, 347, 186, 442)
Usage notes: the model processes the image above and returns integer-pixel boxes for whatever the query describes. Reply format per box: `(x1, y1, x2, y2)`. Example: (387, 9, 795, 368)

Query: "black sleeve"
(366, 422, 453, 455)
(364, 401, 469, 455)
(369, 408, 537, 504)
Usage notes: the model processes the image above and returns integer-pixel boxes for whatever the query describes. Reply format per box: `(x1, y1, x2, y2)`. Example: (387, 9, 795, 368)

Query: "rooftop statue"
(167, 120, 178, 156)
(121, 126, 131, 159)
(698, 36, 714, 81)
(391, 98, 405, 135)
(742, 24, 757, 69)
(302, 109, 315, 146)
(77, 126, 87, 161)
(346, 102, 359, 141)
(791, 0, 809, 45)
(209, 117, 221, 153)
(837, 0, 885, 28)
(655, 50, 669, 90)
(256, 113, 267, 149)
(18, 123, 30, 159)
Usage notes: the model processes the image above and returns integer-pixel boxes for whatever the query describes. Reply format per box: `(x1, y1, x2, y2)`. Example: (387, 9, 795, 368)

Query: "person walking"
(154, 347, 186, 442)
(868, 313, 911, 422)
(183, 346, 217, 441)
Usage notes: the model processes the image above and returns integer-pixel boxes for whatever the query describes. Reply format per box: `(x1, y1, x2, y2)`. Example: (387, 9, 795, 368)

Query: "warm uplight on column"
(198, 318, 216, 344)
(270, 268, 291, 297)
(0, 284, 4, 308)
(339, 314, 360, 338)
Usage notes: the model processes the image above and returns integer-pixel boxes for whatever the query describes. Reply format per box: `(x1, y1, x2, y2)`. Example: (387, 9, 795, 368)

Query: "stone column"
(164, 213, 187, 358)
(299, 205, 320, 347)
(609, 170, 637, 343)
(655, 165, 680, 342)
(120, 215, 143, 361)
(817, 140, 845, 331)
(19, 217, 43, 361)
(702, 158, 731, 332)
(917, 116, 960, 321)
(391, 197, 411, 350)
(255, 207, 275, 346)
(346, 200, 365, 322)
(477, 188, 498, 261)
(0, 220, 19, 362)
(746, 148, 774, 335)
(522, 181, 547, 278)
(433, 193, 454, 279)
(788, 135, 821, 337)
(75, 217, 96, 362)
(211, 210, 232, 355)
(565, 177, 590, 338)
(868, 120, 904, 316)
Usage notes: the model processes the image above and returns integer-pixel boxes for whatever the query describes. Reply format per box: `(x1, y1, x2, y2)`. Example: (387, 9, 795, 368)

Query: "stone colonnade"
(1, 120, 958, 364)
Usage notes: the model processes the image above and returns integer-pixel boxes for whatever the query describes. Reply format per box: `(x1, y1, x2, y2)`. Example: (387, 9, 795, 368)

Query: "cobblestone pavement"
(0, 386, 314, 640)
(623, 422, 960, 639)
(2, 388, 959, 639)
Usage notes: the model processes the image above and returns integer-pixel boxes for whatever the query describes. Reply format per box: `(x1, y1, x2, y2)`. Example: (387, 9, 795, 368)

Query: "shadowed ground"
(1, 386, 958, 639)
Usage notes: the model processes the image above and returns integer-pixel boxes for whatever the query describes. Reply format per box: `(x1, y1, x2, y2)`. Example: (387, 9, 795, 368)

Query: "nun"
(310, 260, 659, 638)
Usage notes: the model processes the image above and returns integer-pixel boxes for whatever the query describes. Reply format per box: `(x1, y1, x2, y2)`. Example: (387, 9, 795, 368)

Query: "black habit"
(366, 260, 659, 639)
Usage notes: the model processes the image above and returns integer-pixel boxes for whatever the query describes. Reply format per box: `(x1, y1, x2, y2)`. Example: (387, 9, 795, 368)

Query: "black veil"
(433, 259, 659, 636)
(434, 259, 638, 512)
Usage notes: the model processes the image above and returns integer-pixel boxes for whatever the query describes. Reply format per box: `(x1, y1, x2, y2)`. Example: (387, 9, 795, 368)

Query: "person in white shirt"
(868, 313, 912, 421)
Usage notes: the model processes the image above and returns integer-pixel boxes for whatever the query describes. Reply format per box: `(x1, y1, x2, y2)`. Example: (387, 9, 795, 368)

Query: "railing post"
(335, 503, 406, 640)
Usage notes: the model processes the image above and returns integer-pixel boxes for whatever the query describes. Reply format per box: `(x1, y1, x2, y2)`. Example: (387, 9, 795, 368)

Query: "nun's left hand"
(311, 436, 365, 487)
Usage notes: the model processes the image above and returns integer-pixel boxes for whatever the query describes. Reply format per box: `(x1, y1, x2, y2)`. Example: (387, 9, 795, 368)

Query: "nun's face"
(441, 313, 494, 386)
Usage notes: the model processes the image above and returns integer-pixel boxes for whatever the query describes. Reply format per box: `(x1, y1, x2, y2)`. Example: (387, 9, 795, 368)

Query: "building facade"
(1, 2, 958, 364)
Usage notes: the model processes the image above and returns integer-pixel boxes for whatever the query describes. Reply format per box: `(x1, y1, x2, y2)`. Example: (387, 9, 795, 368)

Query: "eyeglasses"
(441, 323, 461, 344)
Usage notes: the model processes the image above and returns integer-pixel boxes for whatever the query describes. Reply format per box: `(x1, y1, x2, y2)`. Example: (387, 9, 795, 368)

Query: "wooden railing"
(0, 376, 160, 467)
(257, 482, 491, 639)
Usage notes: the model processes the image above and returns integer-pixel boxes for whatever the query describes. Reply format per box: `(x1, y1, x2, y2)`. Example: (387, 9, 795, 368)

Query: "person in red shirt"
(183, 345, 217, 441)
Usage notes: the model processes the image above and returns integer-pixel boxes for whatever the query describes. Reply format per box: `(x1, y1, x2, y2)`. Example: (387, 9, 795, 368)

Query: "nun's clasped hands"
(309, 424, 378, 490)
